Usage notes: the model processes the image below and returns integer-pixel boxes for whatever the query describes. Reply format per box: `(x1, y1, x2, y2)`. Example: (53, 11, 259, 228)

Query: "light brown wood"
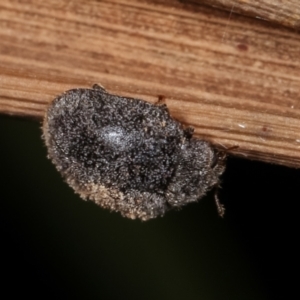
(199, 0, 300, 29)
(0, 0, 300, 168)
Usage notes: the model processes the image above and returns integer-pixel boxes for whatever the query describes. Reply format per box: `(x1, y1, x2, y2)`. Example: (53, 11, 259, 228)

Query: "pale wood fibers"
(200, 0, 300, 29)
(0, 0, 300, 167)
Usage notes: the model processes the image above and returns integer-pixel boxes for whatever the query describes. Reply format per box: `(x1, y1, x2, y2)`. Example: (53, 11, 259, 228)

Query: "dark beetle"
(43, 84, 226, 220)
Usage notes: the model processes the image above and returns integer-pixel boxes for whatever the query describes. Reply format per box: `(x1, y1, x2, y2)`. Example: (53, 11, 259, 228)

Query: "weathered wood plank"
(1, 0, 300, 168)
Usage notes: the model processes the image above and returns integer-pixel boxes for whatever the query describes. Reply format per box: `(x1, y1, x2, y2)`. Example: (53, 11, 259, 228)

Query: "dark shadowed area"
(0, 115, 298, 300)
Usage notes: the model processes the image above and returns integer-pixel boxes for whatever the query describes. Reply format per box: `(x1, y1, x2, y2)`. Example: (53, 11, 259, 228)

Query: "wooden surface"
(199, 0, 300, 29)
(0, 0, 300, 168)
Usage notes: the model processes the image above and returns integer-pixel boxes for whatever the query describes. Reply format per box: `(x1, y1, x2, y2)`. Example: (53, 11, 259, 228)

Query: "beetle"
(43, 84, 226, 220)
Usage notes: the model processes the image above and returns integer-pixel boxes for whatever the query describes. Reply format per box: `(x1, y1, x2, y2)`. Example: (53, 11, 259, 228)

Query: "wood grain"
(0, 0, 300, 168)
(198, 0, 300, 30)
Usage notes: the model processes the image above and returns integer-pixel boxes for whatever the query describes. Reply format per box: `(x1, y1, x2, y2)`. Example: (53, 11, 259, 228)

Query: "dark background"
(1, 115, 298, 300)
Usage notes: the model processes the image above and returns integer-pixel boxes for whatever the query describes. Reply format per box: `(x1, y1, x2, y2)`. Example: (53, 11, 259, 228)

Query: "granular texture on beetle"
(43, 85, 226, 220)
